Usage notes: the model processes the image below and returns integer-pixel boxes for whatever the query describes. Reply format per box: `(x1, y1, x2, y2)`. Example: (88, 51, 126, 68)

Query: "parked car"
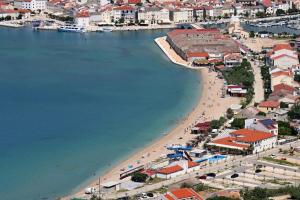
(231, 173, 239, 179)
(206, 173, 216, 178)
(197, 175, 207, 179)
(255, 169, 262, 173)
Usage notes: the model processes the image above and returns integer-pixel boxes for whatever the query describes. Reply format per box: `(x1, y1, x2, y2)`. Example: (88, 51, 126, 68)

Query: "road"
(250, 60, 264, 105)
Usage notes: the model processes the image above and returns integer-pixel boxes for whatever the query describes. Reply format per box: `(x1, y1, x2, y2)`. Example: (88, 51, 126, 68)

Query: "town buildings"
(14, 0, 47, 11)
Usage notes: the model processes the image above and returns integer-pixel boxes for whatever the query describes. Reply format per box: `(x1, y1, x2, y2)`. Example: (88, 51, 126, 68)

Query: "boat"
(58, 24, 86, 33)
(32, 20, 42, 28)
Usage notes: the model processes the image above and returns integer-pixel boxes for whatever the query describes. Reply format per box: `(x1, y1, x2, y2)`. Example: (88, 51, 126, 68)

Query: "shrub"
(131, 172, 148, 183)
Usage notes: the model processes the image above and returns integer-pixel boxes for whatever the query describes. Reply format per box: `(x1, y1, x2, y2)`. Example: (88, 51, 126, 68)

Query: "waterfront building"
(169, 8, 193, 23)
(112, 5, 136, 23)
(166, 29, 240, 62)
(207, 129, 277, 154)
(75, 11, 90, 27)
(0, 9, 19, 19)
(224, 53, 243, 68)
(226, 85, 247, 97)
(156, 165, 184, 179)
(14, 0, 47, 11)
(245, 118, 278, 135)
(99, 6, 113, 23)
(137, 7, 170, 24)
(164, 188, 204, 200)
(192, 6, 205, 21)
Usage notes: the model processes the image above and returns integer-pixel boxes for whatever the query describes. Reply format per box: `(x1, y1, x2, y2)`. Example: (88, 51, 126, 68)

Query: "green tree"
(294, 74, 300, 82)
(256, 11, 266, 18)
(278, 121, 297, 136)
(226, 108, 234, 119)
(231, 118, 245, 129)
(288, 103, 300, 119)
(131, 172, 148, 183)
(280, 102, 289, 109)
(210, 120, 221, 129)
(249, 31, 255, 38)
(276, 9, 285, 16)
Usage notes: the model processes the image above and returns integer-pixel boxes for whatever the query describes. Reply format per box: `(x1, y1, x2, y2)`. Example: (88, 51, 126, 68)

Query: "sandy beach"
(65, 37, 240, 200)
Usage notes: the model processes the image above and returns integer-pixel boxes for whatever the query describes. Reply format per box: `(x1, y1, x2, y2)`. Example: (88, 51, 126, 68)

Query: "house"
(14, 0, 47, 11)
(164, 188, 204, 200)
(191, 121, 211, 134)
(156, 165, 184, 179)
(187, 52, 209, 63)
(193, 6, 205, 21)
(169, 8, 193, 23)
(267, 43, 299, 69)
(245, 118, 278, 135)
(75, 11, 90, 27)
(0, 9, 19, 19)
(266, 109, 289, 122)
(271, 70, 295, 90)
(224, 53, 242, 68)
(207, 129, 277, 154)
(226, 85, 247, 97)
(257, 100, 280, 113)
(113, 5, 136, 23)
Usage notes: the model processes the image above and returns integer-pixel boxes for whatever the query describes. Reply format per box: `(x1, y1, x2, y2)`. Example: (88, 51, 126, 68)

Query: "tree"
(226, 108, 234, 119)
(193, 183, 206, 192)
(294, 74, 300, 83)
(256, 11, 266, 18)
(4, 15, 11, 21)
(249, 31, 255, 38)
(288, 103, 300, 119)
(276, 9, 285, 16)
(211, 120, 221, 129)
(278, 121, 297, 136)
(131, 172, 148, 183)
(231, 118, 245, 129)
(280, 102, 289, 109)
(203, 9, 207, 20)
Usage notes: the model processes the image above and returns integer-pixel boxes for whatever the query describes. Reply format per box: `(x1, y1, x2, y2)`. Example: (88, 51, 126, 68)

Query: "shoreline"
(65, 37, 240, 200)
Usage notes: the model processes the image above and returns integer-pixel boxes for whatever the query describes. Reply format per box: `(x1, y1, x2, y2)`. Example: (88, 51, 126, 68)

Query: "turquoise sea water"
(0, 28, 201, 200)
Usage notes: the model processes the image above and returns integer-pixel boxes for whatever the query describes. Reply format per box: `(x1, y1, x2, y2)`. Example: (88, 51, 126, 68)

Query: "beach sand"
(65, 38, 241, 200)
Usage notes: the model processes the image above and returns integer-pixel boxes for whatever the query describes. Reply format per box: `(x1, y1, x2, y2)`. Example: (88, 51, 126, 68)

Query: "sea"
(0, 27, 201, 200)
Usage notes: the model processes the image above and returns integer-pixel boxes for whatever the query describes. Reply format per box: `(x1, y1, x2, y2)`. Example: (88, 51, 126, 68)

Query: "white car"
(84, 187, 96, 194)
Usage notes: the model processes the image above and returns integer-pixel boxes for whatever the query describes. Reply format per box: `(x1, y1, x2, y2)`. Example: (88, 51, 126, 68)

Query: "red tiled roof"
(76, 11, 89, 17)
(231, 129, 275, 142)
(259, 100, 280, 108)
(188, 161, 199, 168)
(113, 5, 134, 11)
(271, 54, 298, 61)
(187, 52, 209, 58)
(128, 0, 141, 4)
(273, 83, 295, 93)
(271, 70, 292, 77)
(273, 43, 293, 51)
(211, 137, 250, 149)
(262, 0, 272, 7)
(168, 188, 204, 200)
(157, 165, 183, 175)
(165, 194, 175, 200)
(167, 28, 220, 37)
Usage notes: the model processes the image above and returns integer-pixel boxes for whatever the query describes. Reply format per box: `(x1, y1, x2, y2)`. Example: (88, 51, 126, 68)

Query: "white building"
(207, 129, 277, 154)
(170, 8, 193, 23)
(138, 7, 170, 24)
(245, 118, 278, 135)
(14, 0, 47, 11)
(75, 12, 90, 27)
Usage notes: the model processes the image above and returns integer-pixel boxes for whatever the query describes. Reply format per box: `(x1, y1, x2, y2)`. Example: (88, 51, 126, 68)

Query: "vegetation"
(231, 118, 245, 129)
(294, 74, 300, 83)
(222, 59, 254, 107)
(207, 197, 238, 200)
(260, 65, 271, 100)
(280, 102, 289, 109)
(242, 185, 300, 200)
(131, 172, 148, 183)
(256, 11, 266, 18)
(278, 121, 297, 136)
(276, 9, 286, 16)
(249, 31, 255, 38)
(257, 111, 266, 116)
(226, 108, 234, 119)
(262, 157, 299, 167)
(288, 103, 300, 119)
(211, 117, 227, 129)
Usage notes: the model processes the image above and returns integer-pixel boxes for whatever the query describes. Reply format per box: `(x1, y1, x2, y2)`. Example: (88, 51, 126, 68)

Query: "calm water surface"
(0, 28, 201, 200)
